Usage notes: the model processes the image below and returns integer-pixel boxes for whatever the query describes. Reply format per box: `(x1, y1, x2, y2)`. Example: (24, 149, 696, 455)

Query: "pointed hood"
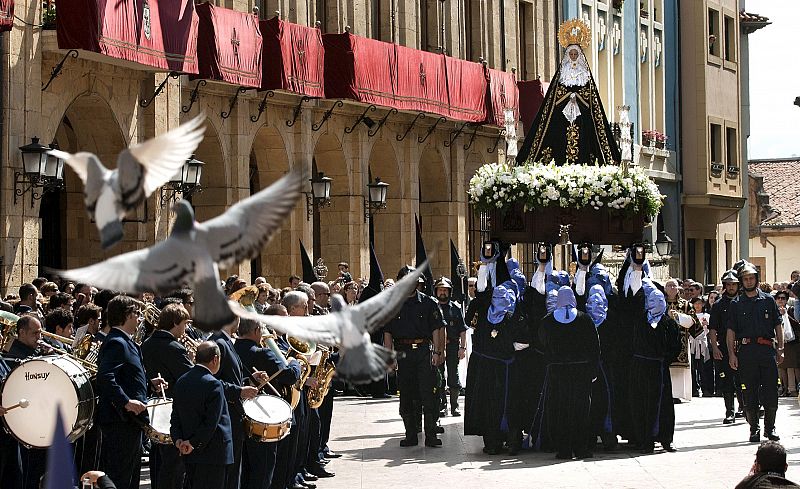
(553, 286, 578, 324)
(359, 219, 385, 304)
(299, 240, 316, 285)
(415, 215, 433, 294)
(450, 239, 465, 303)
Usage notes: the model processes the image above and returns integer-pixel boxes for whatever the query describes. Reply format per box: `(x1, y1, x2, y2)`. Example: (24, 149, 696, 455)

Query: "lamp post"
(306, 171, 333, 261)
(160, 155, 205, 207)
(364, 177, 389, 222)
(655, 229, 674, 257)
(15, 137, 65, 208)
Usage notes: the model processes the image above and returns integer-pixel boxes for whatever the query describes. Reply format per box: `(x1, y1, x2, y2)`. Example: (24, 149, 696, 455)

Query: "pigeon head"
(171, 200, 195, 234)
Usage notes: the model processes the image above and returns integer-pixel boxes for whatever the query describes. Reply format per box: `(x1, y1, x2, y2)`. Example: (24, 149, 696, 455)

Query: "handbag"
(782, 314, 796, 343)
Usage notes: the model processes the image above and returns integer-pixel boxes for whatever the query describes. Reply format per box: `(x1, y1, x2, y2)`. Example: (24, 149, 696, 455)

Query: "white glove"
(513, 342, 530, 351)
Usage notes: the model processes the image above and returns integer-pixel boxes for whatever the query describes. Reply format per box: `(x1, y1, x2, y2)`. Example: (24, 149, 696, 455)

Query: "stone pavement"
(314, 396, 800, 489)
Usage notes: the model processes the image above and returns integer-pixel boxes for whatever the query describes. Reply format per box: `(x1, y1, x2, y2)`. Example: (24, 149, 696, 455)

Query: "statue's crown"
(558, 19, 591, 49)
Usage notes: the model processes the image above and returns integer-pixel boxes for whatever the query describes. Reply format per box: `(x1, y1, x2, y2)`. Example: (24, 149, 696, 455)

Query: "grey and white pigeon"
(231, 262, 429, 384)
(49, 167, 304, 331)
(47, 114, 206, 249)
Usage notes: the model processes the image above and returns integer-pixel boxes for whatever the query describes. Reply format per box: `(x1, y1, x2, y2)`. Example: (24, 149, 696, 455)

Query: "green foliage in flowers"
(468, 162, 664, 218)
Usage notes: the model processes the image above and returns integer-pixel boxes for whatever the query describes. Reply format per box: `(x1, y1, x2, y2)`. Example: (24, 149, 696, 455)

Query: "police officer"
(433, 277, 468, 417)
(709, 269, 743, 425)
(727, 264, 783, 442)
(384, 266, 446, 448)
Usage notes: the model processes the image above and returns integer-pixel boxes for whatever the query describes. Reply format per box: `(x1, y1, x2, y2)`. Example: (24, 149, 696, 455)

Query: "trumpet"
(261, 331, 311, 409)
(178, 334, 199, 363)
(38, 332, 98, 374)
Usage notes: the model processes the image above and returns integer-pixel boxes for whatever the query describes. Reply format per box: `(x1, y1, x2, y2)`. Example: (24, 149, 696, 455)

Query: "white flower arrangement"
(468, 162, 663, 217)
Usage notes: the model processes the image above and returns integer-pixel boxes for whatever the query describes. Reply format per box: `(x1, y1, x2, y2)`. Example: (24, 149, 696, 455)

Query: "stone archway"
(189, 122, 227, 223)
(465, 151, 489, 270)
(418, 145, 452, 278)
(249, 124, 297, 286)
(313, 133, 355, 278)
(367, 138, 407, 280)
(50, 94, 132, 269)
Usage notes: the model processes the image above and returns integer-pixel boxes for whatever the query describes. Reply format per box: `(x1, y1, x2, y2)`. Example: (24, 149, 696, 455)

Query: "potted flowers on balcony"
(642, 129, 667, 149)
(42, 2, 56, 30)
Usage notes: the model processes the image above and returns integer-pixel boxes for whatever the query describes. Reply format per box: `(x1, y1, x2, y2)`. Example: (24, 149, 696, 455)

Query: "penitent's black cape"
(515, 48, 621, 166)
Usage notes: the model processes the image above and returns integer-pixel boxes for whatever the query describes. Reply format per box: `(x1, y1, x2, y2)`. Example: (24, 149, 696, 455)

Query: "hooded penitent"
(553, 286, 578, 324)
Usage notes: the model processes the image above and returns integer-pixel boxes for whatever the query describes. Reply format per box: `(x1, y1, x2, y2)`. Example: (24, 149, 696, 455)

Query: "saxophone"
(261, 331, 311, 409)
(307, 345, 336, 409)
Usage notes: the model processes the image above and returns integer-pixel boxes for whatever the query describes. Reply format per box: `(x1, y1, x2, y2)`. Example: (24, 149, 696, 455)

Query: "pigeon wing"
(230, 301, 341, 345)
(49, 149, 88, 184)
(50, 240, 195, 294)
(117, 114, 206, 210)
(199, 167, 304, 269)
(352, 260, 429, 334)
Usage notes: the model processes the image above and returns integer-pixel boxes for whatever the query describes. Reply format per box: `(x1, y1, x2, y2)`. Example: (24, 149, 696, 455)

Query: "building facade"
(679, 0, 746, 286)
(0, 0, 560, 296)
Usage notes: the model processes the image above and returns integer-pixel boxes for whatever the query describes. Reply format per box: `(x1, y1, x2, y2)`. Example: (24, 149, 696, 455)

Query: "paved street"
(313, 395, 800, 489)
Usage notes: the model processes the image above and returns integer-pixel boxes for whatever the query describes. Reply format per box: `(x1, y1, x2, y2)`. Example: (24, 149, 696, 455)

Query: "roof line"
(748, 157, 800, 163)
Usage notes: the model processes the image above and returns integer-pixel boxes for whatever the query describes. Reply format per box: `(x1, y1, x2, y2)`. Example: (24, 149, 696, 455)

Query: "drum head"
(2, 357, 82, 448)
(243, 395, 292, 423)
(147, 398, 173, 435)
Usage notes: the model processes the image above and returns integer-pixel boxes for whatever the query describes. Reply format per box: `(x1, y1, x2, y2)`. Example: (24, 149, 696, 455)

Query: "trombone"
(39, 331, 98, 374)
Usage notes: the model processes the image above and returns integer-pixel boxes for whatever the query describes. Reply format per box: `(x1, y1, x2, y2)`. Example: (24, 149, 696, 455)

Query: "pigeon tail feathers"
(99, 220, 124, 250)
(192, 275, 236, 331)
(336, 340, 396, 384)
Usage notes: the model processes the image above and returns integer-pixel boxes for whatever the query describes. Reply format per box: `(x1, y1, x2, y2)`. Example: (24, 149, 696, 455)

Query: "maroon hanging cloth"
(57, 0, 199, 73)
(0, 0, 13, 33)
(261, 17, 324, 96)
(195, 4, 262, 88)
(518, 79, 548, 134)
(485, 68, 519, 127)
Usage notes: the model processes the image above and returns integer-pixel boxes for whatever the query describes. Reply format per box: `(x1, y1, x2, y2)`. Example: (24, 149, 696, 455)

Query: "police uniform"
(385, 290, 446, 446)
(709, 291, 742, 423)
(439, 300, 467, 415)
(727, 288, 782, 441)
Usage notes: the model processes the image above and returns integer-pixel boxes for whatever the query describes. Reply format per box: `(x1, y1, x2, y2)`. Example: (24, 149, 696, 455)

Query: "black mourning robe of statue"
(464, 291, 521, 452)
(535, 311, 600, 458)
(508, 286, 549, 449)
(628, 311, 682, 450)
(515, 48, 621, 166)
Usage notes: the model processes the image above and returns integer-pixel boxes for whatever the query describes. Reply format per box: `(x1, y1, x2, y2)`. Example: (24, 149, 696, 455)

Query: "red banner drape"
(0, 0, 13, 33)
(518, 79, 547, 134)
(324, 33, 486, 122)
(261, 17, 324, 97)
(196, 4, 261, 88)
(486, 68, 519, 127)
(57, 0, 199, 73)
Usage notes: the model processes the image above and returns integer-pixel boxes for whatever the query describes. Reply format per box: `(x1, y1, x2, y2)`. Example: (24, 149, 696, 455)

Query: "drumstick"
(3, 399, 30, 412)
(157, 373, 167, 401)
(252, 367, 282, 397)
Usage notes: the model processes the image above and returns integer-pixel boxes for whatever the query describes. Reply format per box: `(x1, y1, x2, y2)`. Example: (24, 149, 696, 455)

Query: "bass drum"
(243, 394, 292, 442)
(144, 398, 173, 445)
(1, 355, 95, 448)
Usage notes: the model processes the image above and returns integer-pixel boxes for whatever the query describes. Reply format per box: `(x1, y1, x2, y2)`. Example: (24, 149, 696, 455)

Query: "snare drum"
(144, 398, 173, 444)
(1, 355, 95, 448)
(243, 394, 292, 442)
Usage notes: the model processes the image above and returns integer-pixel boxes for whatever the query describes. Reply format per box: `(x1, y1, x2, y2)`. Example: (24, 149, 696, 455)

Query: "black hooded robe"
(464, 292, 521, 452)
(535, 310, 600, 458)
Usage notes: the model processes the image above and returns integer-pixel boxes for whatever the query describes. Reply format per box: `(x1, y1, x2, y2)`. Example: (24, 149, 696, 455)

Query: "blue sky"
(746, 0, 800, 159)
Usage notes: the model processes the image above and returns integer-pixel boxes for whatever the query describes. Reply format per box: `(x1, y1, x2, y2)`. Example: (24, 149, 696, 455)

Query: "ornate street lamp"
(364, 177, 389, 222)
(305, 171, 333, 221)
(160, 155, 205, 207)
(655, 229, 674, 257)
(15, 138, 65, 208)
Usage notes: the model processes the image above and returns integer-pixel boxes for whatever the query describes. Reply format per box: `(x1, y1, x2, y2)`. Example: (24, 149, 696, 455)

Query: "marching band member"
(96, 296, 166, 489)
(0, 346, 21, 489)
(171, 341, 233, 489)
(6, 316, 43, 361)
(141, 304, 194, 489)
(209, 317, 264, 489)
(234, 318, 301, 489)
(73, 303, 103, 349)
(43, 308, 75, 353)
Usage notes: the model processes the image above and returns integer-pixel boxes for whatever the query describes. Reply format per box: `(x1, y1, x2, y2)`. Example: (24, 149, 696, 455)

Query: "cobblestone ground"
(141, 396, 800, 489)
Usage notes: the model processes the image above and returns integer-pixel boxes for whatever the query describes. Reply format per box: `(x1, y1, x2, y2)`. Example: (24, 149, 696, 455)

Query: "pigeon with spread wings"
(232, 262, 430, 384)
(49, 167, 304, 331)
(47, 114, 206, 249)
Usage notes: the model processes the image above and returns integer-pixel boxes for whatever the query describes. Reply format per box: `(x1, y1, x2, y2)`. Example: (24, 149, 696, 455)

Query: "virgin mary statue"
(516, 19, 621, 166)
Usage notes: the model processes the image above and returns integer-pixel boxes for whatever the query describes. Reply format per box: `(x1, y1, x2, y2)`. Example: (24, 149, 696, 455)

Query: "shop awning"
(323, 32, 486, 122)
(261, 17, 324, 97)
(57, 0, 199, 73)
(196, 4, 261, 88)
(0, 0, 13, 33)
(518, 79, 547, 134)
(486, 68, 518, 127)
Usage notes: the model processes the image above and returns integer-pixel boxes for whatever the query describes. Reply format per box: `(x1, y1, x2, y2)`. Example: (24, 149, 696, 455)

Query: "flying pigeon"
(48, 167, 304, 331)
(48, 114, 206, 249)
(231, 261, 430, 384)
